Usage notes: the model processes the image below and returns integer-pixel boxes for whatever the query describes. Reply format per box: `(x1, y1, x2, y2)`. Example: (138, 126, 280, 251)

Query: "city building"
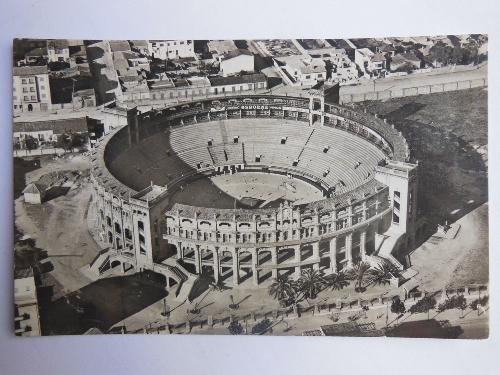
(69, 44, 88, 66)
(24, 47, 48, 64)
(275, 55, 327, 86)
(120, 75, 150, 102)
(14, 268, 41, 337)
(219, 49, 254, 77)
(147, 40, 195, 60)
(12, 65, 52, 113)
(127, 56, 150, 71)
(22, 183, 46, 204)
(208, 73, 267, 94)
(109, 40, 131, 53)
(13, 117, 89, 150)
(86, 40, 122, 104)
(149, 76, 211, 101)
(207, 40, 238, 58)
(303, 47, 359, 85)
(389, 52, 422, 72)
(72, 88, 97, 109)
(47, 39, 70, 62)
(354, 48, 387, 78)
(146, 74, 268, 102)
(13, 38, 47, 62)
(129, 40, 149, 55)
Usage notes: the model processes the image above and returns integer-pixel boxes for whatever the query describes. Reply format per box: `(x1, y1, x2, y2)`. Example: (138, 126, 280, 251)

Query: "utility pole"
(385, 299, 389, 329)
(161, 298, 169, 317)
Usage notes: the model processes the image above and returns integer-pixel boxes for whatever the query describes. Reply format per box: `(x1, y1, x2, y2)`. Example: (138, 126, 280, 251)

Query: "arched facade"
(88, 90, 418, 293)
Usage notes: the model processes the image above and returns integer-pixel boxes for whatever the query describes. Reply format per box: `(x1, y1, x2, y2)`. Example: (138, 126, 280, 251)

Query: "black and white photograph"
(12, 35, 489, 339)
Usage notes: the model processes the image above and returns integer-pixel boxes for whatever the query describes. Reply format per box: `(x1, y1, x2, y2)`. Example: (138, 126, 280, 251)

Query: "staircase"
(218, 121, 229, 143)
(296, 128, 315, 161)
(207, 146, 216, 165)
(373, 229, 405, 271)
(88, 248, 111, 275)
(157, 258, 198, 302)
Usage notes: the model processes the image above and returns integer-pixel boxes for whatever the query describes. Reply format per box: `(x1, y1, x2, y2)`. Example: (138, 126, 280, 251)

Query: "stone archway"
(277, 247, 295, 264)
(239, 250, 253, 283)
(219, 250, 233, 282)
(257, 250, 273, 283)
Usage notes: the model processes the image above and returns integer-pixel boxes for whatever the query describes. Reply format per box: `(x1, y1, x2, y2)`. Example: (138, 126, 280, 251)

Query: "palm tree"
(347, 261, 372, 292)
(297, 269, 324, 300)
(368, 262, 400, 287)
(268, 275, 297, 307)
(323, 271, 350, 291)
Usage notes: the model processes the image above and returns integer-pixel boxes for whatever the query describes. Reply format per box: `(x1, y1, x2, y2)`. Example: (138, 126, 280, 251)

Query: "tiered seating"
(325, 104, 409, 161)
(208, 144, 244, 166)
(108, 117, 386, 193)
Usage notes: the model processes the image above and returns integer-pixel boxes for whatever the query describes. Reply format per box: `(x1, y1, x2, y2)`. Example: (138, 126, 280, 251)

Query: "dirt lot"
(15, 154, 99, 297)
(411, 203, 489, 291)
(354, 88, 489, 291)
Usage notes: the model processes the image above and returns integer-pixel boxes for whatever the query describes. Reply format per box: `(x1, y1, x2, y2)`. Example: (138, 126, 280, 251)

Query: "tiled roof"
(221, 49, 253, 61)
(208, 73, 266, 87)
(13, 65, 48, 76)
(129, 40, 148, 48)
(14, 267, 34, 279)
(14, 117, 88, 134)
(22, 182, 46, 195)
(25, 47, 48, 57)
(109, 40, 131, 52)
(372, 53, 386, 62)
(47, 39, 69, 49)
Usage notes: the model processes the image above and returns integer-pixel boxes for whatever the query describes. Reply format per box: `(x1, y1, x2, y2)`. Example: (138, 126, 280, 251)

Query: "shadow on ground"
(354, 88, 488, 235)
(386, 319, 463, 339)
(38, 271, 167, 335)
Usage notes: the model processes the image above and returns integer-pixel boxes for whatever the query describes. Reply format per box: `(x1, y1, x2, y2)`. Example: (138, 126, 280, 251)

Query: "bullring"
(89, 87, 418, 299)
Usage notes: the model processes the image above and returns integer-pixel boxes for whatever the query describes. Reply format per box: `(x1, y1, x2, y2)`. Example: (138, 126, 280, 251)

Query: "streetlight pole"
(385, 299, 389, 329)
(161, 298, 169, 317)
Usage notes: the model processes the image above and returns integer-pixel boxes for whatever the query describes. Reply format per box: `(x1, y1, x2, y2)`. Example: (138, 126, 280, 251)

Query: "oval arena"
(89, 88, 418, 299)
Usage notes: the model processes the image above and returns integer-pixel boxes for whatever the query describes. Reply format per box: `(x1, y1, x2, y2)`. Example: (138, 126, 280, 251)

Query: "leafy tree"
(24, 136, 38, 150)
(450, 47, 464, 65)
(268, 275, 297, 307)
(390, 296, 406, 324)
(469, 296, 488, 310)
(409, 294, 436, 320)
(438, 295, 468, 318)
(71, 133, 88, 149)
(228, 321, 243, 335)
(14, 238, 47, 270)
(347, 261, 372, 292)
(323, 271, 349, 291)
(394, 61, 417, 74)
(461, 44, 479, 64)
(56, 133, 72, 151)
(297, 268, 324, 300)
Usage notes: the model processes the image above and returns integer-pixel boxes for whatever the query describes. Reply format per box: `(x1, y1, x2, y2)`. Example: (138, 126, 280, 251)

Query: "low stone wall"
(13, 147, 69, 157)
(339, 78, 487, 104)
(131, 283, 488, 335)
